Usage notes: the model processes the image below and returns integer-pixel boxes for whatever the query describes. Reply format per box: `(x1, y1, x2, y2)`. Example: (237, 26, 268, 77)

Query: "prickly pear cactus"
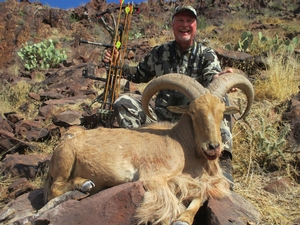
(18, 39, 67, 71)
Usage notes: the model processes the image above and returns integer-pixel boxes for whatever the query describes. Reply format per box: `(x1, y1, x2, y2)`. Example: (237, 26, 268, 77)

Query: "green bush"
(18, 39, 67, 71)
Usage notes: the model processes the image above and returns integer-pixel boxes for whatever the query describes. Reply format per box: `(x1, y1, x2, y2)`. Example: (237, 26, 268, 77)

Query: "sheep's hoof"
(171, 221, 189, 225)
(80, 180, 95, 193)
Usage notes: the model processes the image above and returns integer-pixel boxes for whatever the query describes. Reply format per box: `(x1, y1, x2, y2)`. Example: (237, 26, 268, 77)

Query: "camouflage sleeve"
(199, 47, 222, 87)
(122, 47, 159, 83)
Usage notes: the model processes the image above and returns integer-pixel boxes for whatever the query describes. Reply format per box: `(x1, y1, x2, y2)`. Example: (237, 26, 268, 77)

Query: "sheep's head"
(189, 95, 225, 160)
(168, 94, 232, 160)
(141, 73, 254, 161)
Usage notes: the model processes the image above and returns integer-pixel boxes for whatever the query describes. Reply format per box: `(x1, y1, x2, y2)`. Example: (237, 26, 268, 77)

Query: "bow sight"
(80, 2, 135, 127)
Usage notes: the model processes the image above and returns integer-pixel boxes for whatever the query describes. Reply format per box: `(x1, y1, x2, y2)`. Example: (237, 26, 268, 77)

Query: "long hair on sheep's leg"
(135, 174, 203, 225)
(200, 161, 232, 199)
(43, 171, 52, 204)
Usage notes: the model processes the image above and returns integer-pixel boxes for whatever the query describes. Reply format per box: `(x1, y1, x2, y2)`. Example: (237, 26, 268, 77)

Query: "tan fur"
(44, 94, 232, 225)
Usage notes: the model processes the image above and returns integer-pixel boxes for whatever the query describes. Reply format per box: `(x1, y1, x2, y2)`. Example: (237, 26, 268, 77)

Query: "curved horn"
(208, 73, 254, 120)
(141, 73, 208, 120)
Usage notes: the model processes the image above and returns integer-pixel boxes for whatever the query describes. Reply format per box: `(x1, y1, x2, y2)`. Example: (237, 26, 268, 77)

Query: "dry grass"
(259, 17, 283, 26)
(222, 15, 251, 32)
(234, 174, 300, 225)
(0, 80, 33, 116)
(231, 48, 300, 224)
(255, 51, 299, 101)
(31, 133, 62, 155)
(0, 174, 15, 209)
(232, 98, 300, 224)
(280, 20, 300, 34)
(5, 64, 20, 77)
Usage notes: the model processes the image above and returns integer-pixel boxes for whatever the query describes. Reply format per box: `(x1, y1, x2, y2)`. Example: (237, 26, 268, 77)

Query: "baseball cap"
(172, 5, 197, 19)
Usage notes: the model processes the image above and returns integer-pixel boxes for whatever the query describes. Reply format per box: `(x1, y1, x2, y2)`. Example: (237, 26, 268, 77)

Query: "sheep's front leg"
(50, 177, 95, 200)
(171, 197, 205, 225)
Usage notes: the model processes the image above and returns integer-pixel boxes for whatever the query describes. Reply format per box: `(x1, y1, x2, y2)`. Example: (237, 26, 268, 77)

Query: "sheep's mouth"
(203, 149, 218, 161)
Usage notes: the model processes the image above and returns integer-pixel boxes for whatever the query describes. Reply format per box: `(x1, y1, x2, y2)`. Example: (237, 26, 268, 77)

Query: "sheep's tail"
(135, 174, 203, 225)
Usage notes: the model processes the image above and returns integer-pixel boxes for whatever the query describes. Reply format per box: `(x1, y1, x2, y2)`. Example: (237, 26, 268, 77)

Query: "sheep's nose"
(208, 143, 220, 150)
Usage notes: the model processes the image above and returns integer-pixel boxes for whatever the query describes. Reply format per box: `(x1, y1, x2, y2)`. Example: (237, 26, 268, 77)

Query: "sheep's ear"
(167, 105, 189, 114)
(224, 106, 241, 115)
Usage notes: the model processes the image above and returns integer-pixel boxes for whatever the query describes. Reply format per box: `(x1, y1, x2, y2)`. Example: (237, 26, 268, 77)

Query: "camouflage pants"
(113, 94, 233, 156)
(113, 94, 157, 128)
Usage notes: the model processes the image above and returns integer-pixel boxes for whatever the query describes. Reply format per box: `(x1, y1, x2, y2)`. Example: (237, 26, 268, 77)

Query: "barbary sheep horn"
(141, 73, 254, 120)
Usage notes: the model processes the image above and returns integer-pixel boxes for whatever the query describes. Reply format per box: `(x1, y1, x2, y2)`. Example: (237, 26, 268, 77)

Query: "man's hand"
(103, 47, 119, 64)
(214, 68, 237, 93)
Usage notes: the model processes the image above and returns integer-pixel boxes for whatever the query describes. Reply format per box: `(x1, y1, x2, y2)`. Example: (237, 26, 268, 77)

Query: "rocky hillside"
(0, 0, 300, 224)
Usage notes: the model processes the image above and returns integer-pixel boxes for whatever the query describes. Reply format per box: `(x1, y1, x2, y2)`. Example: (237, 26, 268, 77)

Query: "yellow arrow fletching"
(125, 6, 130, 14)
(116, 41, 121, 49)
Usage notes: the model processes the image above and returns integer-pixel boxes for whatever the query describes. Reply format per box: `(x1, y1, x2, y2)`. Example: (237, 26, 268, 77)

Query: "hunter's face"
(172, 12, 197, 47)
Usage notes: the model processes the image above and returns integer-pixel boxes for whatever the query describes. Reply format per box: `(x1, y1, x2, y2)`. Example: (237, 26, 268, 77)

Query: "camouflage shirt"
(122, 40, 222, 120)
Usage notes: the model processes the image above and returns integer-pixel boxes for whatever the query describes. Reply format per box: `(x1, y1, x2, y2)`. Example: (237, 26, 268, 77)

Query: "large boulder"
(0, 180, 260, 225)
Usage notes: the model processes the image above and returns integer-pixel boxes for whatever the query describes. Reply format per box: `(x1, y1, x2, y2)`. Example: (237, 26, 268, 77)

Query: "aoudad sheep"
(44, 73, 254, 225)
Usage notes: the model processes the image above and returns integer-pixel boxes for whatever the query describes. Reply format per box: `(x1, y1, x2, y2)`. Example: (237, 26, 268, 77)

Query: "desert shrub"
(0, 80, 31, 114)
(6, 64, 20, 77)
(234, 111, 290, 175)
(18, 39, 67, 71)
(254, 51, 299, 101)
(231, 47, 299, 183)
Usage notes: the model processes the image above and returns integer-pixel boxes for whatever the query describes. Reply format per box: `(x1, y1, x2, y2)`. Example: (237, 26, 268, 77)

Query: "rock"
(0, 153, 51, 179)
(0, 129, 34, 157)
(214, 47, 267, 75)
(7, 178, 36, 199)
(0, 188, 44, 224)
(264, 177, 293, 195)
(0, 115, 14, 133)
(39, 91, 65, 100)
(0, 181, 261, 225)
(38, 104, 58, 119)
(87, 47, 102, 63)
(205, 192, 260, 224)
(28, 92, 41, 101)
(34, 182, 145, 225)
(4, 112, 24, 123)
(283, 95, 300, 144)
(15, 120, 49, 142)
(52, 110, 84, 127)
(81, 107, 101, 128)
(43, 95, 87, 105)
(293, 217, 300, 224)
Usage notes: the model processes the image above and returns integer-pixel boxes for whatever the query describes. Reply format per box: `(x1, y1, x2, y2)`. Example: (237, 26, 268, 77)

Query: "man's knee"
(113, 95, 144, 128)
(113, 95, 130, 110)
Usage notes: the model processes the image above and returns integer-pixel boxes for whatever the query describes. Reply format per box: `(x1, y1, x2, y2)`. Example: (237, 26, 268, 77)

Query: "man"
(103, 5, 234, 184)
